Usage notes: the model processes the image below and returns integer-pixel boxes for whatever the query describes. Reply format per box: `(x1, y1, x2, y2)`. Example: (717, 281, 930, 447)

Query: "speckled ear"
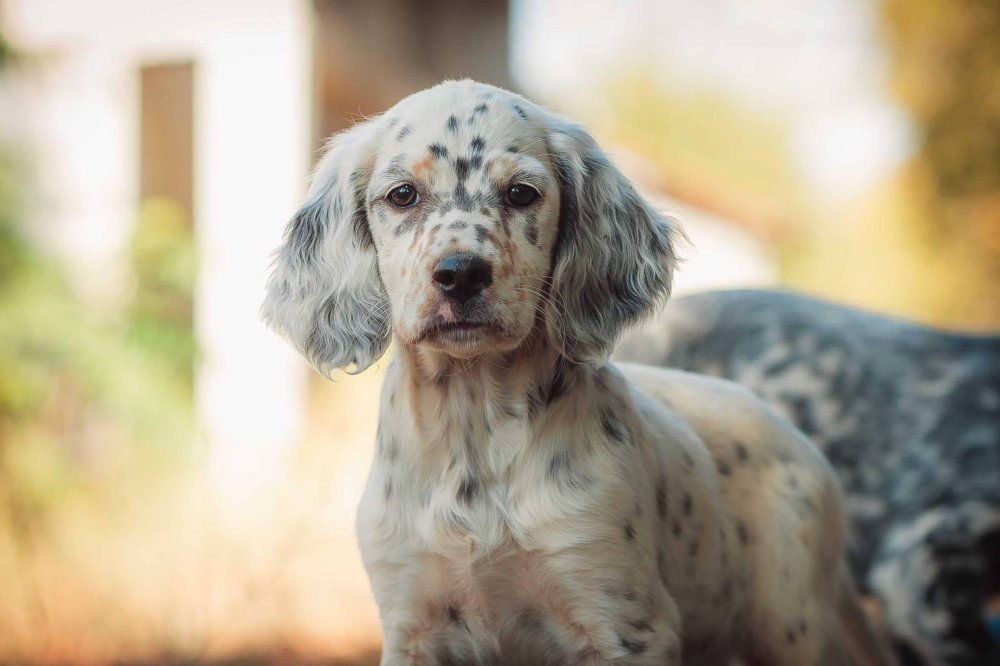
(261, 121, 390, 376)
(544, 117, 681, 366)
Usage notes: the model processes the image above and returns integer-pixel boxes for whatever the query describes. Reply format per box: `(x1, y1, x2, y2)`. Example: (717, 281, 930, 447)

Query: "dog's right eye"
(387, 184, 419, 208)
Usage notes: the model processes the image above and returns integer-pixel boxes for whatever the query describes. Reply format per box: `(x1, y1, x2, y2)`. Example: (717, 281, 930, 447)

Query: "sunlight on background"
(0, 0, 996, 664)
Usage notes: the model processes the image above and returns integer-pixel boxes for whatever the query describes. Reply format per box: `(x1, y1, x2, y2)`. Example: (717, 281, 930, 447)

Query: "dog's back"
(615, 289, 1000, 665)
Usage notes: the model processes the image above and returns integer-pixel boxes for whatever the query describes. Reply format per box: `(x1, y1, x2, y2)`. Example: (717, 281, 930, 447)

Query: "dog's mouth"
(416, 316, 511, 343)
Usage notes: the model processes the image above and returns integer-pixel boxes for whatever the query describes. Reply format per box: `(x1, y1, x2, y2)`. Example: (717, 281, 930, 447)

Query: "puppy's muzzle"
(432, 253, 493, 304)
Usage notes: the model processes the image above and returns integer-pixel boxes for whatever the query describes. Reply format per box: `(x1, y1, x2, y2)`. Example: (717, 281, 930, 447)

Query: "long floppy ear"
(261, 121, 390, 376)
(545, 118, 681, 366)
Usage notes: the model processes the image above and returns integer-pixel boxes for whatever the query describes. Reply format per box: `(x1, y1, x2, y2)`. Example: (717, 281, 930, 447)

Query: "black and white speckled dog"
(262, 81, 895, 665)
(616, 289, 1000, 666)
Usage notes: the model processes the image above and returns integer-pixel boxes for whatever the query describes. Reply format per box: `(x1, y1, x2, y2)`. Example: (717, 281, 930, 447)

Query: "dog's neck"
(386, 335, 594, 477)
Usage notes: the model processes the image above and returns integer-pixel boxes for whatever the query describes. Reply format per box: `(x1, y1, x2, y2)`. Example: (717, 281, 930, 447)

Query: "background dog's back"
(615, 289, 1000, 666)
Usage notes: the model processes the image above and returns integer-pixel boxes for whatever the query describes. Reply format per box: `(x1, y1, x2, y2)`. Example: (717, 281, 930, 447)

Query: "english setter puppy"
(616, 289, 1000, 666)
(262, 81, 894, 665)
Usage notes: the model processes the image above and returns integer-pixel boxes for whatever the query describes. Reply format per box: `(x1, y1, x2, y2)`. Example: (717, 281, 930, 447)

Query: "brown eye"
(506, 183, 539, 207)
(387, 184, 419, 208)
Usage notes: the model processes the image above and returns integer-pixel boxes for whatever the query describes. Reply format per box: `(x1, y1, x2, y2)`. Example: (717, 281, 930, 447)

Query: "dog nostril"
(432, 253, 493, 303)
(432, 267, 457, 287)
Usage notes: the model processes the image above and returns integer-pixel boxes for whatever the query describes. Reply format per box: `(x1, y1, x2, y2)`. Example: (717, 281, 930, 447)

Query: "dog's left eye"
(505, 184, 539, 207)
(387, 184, 419, 208)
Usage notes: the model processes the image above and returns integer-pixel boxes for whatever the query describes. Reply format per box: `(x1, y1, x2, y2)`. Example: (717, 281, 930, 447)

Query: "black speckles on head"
(446, 115, 459, 133)
(682, 492, 693, 515)
(506, 144, 519, 153)
(396, 126, 411, 141)
(600, 407, 630, 445)
(474, 224, 490, 245)
(384, 479, 393, 500)
(455, 157, 471, 182)
(672, 521, 683, 538)
(513, 104, 528, 121)
(471, 103, 489, 118)
(470, 136, 486, 154)
(717, 460, 732, 476)
(447, 220, 468, 230)
(623, 521, 636, 541)
(429, 143, 449, 159)
(682, 449, 695, 467)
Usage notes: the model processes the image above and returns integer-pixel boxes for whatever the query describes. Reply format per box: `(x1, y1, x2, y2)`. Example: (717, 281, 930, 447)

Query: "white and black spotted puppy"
(262, 80, 894, 665)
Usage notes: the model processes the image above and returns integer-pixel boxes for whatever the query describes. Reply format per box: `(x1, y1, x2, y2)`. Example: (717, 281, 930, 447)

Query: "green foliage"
(0, 148, 197, 546)
(880, 0, 1000, 327)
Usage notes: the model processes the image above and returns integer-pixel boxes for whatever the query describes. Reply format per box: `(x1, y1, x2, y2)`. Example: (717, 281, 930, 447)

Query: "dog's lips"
(416, 315, 508, 343)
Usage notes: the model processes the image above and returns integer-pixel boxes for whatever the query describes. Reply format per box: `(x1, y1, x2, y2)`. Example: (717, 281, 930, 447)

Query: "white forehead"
(374, 80, 550, 162)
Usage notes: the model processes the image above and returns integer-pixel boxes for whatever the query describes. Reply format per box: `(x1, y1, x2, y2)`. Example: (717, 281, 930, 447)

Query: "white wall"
(3, 0, 314, 502)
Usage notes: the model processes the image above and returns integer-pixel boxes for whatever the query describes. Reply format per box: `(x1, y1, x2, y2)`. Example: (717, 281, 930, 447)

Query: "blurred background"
(0, 0, 996, 663)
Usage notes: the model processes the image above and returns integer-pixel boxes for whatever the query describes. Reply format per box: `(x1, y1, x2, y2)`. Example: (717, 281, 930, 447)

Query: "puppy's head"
(262, 80, 679, 375)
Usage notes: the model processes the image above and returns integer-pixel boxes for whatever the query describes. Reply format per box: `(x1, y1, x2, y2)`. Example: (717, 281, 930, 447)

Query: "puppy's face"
(366, 86, 559, 358)
(262, 80, 677, 375)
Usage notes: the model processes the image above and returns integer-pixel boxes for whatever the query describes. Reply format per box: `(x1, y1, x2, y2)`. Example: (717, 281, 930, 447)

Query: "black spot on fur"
(384, 479, 393, 500)
(688, 539, 699, 557)
(524, 213, 539, 246)
(672, 522, 682, 537)
(506, 144, 519, 153)
(547, 449, 571, 478)
(468, 155, 483, 171)
(618, 635, 647, 655)
(656, 480, 667, 519)
(513, 104, 528, 120)
(447, 221, 468, 230)
(429, 143, 449, 159)
(629, 619, 653, 632)
(470, 136, 486, 154)
(396, 126, 411, 140)
(601, 408, 629, 444)
(682, 449, 694, 467)
(448, 605, 461, 623)
(786, 628, 797, 644)
(455, 157, 471, 182)
(454, 182, 480, 212)
(717, 460, 732, 476)
(458, 476, 480, 504)
(446, 115, 459, 132)
(472, 103, 489, 116)
(547, 362, 569, 405)
(682, 492, 692, 515)
(474, 224, 489, 244)
(735, 441, 749, 462)
(738, 520, 749, 545)
(624, 522, 636, 541)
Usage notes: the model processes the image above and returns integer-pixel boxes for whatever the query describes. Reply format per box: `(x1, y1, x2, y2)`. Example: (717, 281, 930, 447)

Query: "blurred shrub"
(881, 0, 1000, 327)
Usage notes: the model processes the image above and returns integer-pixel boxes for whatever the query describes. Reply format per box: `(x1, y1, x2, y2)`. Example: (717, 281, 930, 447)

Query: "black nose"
(432, 253, 493, 304)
